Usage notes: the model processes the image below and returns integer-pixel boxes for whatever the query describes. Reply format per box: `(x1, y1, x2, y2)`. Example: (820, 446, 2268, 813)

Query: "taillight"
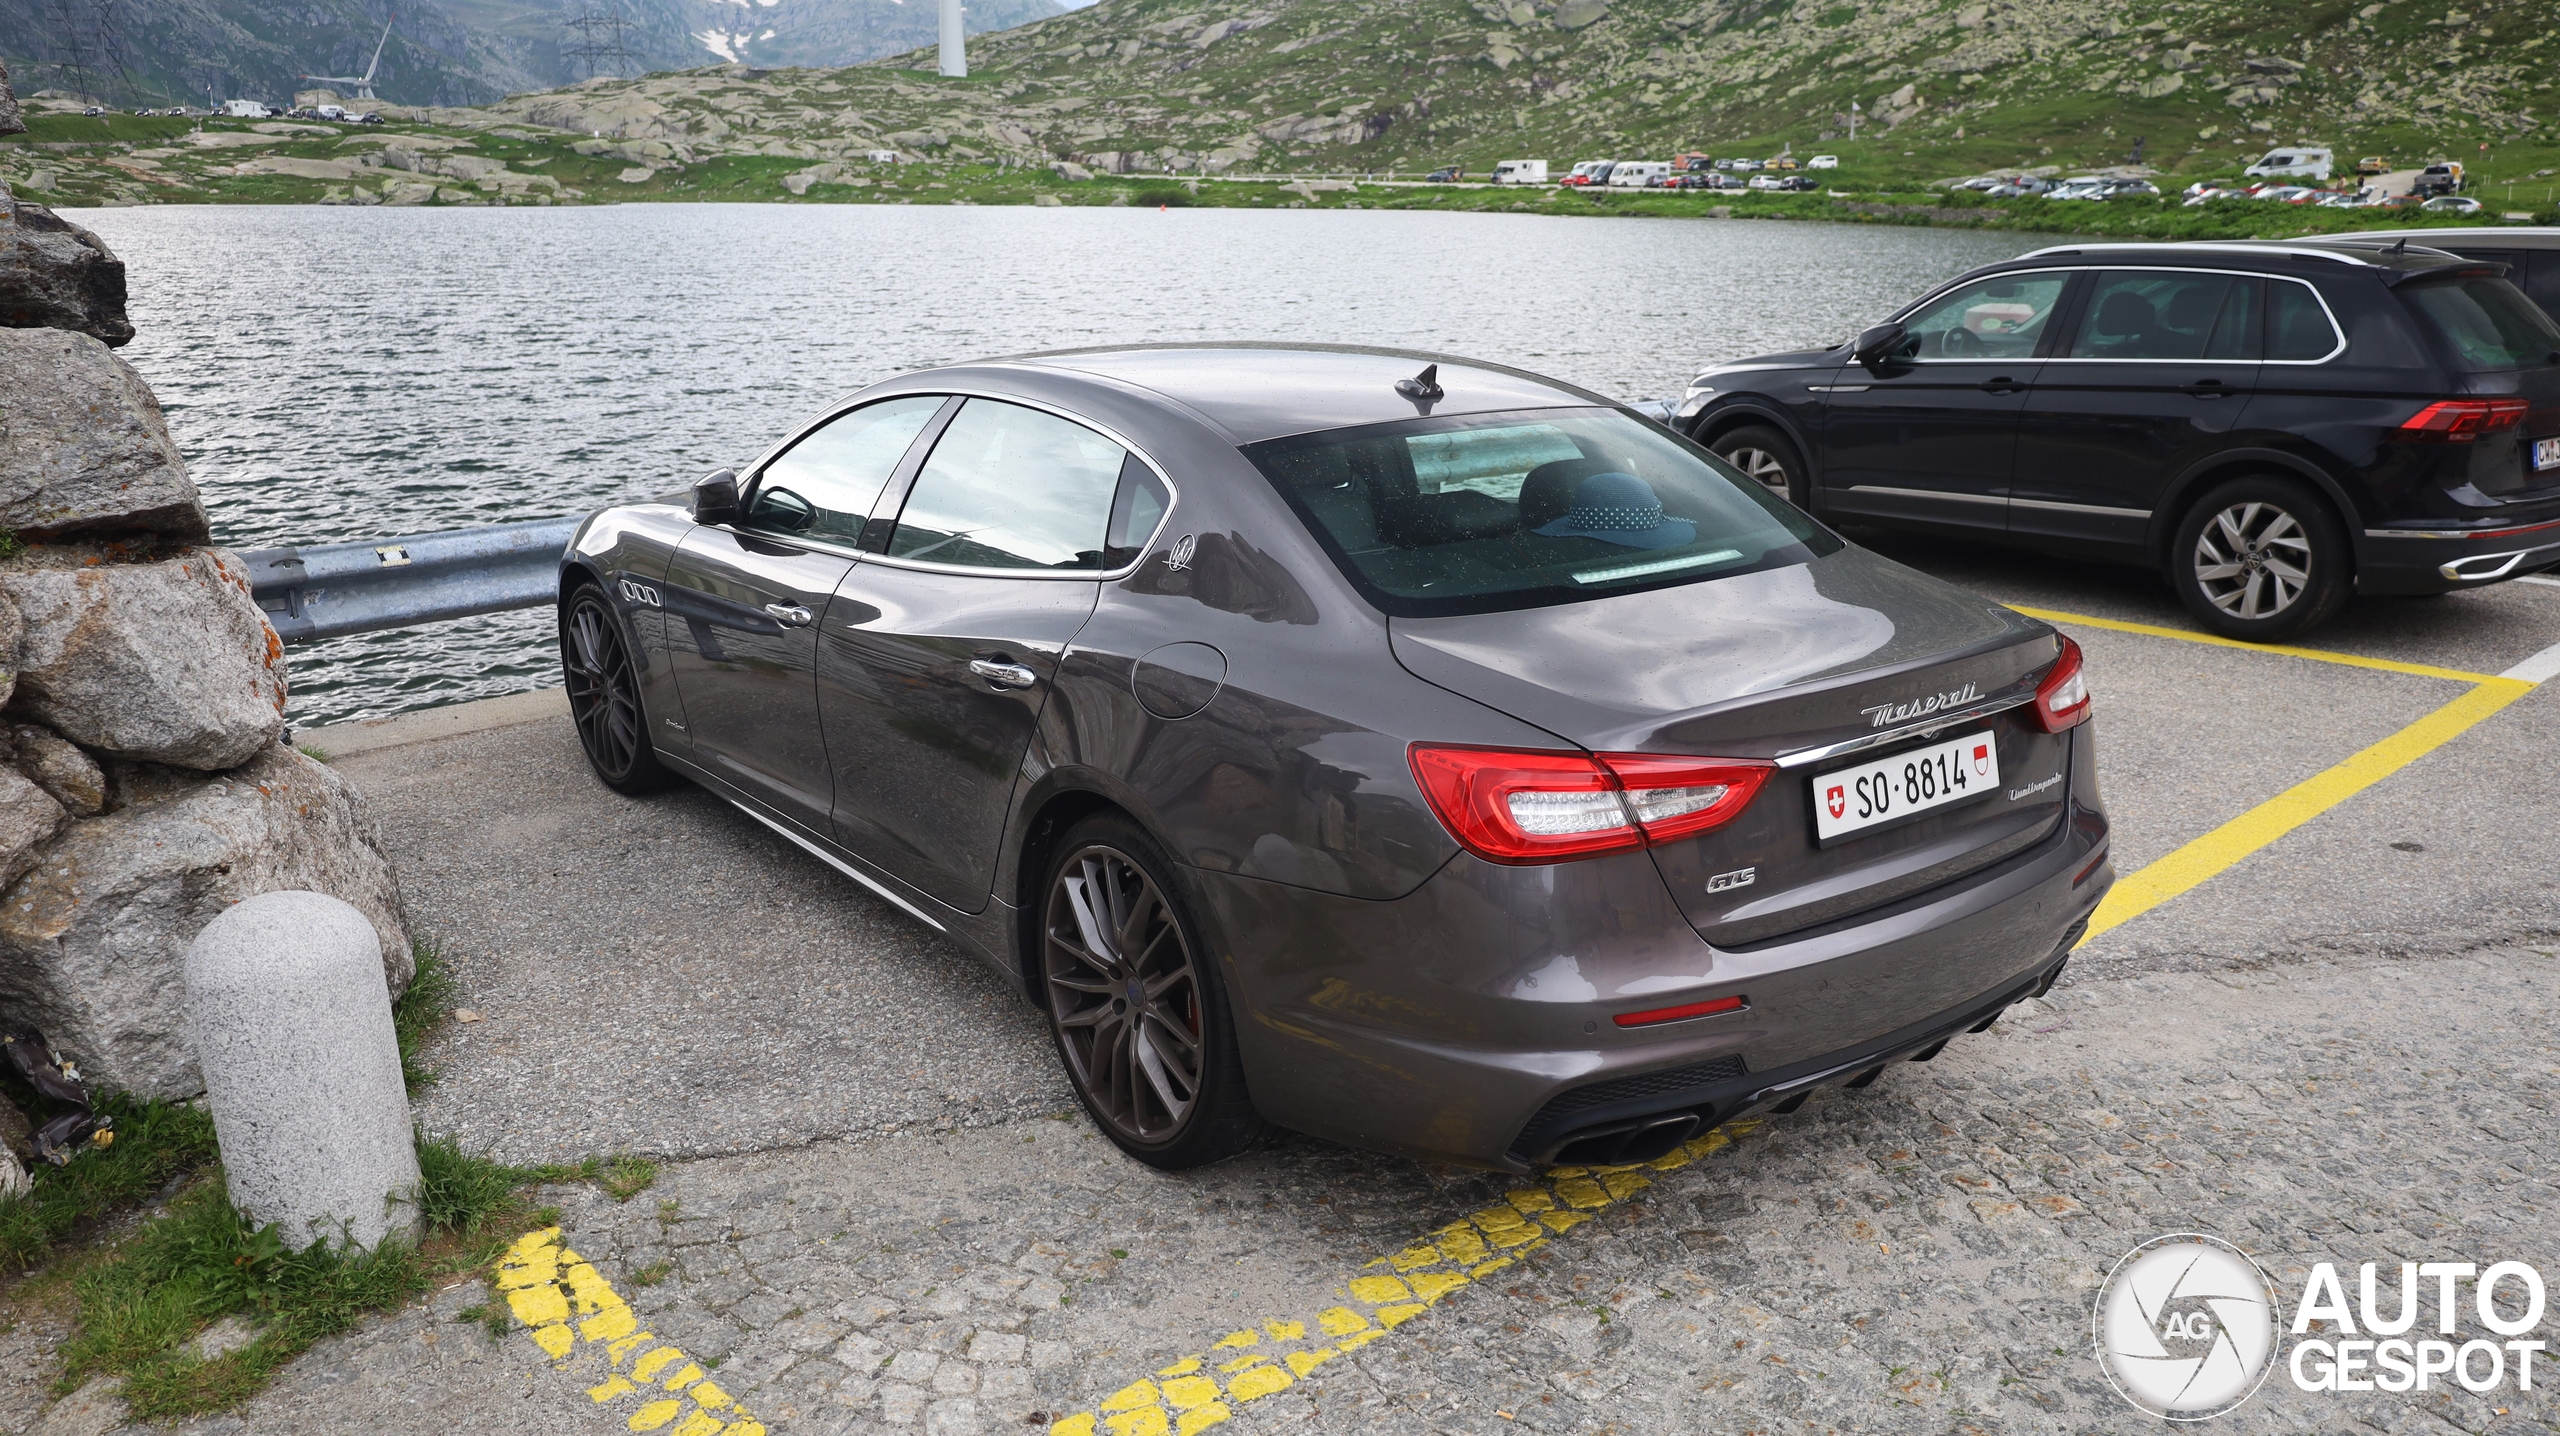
(2396, 398, 2531, 441)
(2028, 635, 2091, 734)
(1407, 745, 1773, 865)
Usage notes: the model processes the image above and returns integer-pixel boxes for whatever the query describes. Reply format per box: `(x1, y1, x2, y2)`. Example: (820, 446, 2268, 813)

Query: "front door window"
(1892, 273, 2070, 361)
(745, 395, 946, 545)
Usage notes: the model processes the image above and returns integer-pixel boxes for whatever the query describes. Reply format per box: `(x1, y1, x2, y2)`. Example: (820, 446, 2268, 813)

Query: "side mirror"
(692, 469, 742, 526)
(1852, 323, 1909, 366)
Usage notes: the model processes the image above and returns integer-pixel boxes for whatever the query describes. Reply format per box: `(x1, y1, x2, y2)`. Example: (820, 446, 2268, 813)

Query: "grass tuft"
(0, 1093, 217, 1272)
(392, 940, 454, 1093)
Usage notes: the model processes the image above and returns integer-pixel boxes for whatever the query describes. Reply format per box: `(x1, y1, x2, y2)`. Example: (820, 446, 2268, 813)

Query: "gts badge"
(1706, 866, 1756, 895)
(618, 578, 661, 608)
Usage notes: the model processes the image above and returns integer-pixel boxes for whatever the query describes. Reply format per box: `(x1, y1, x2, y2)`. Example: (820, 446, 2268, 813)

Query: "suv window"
(887, 398, 1129, 570)
(2268, 279, 2343, 361)
(1243, 407, 1839, 618)
(2401, 275, 2560, 371)
(1891, 272, 2068, 360)
(747, 395, 944, 544)
(2067, 271, 2262, 361)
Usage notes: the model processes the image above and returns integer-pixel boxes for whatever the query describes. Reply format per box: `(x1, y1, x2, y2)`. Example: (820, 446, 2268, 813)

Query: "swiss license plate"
(2534, 437, 2560, 472)
(1813, 731, 2000, 843)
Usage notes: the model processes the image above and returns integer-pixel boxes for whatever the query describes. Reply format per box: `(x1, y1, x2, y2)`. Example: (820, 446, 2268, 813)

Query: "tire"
(560, 582, 679, 795)
(2168, 476, 2353, 641)
(1708, 424, 1811, 508)
(1038, 814, 1263, 1170)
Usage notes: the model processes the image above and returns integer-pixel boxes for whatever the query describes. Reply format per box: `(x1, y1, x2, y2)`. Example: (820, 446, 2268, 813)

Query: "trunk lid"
(1391, 546, 2074, 945)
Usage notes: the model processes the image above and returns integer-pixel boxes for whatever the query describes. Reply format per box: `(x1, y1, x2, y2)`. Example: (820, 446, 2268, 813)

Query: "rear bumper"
(1194, 731, 2110, 1173)
(2358, 520, 2560, 594)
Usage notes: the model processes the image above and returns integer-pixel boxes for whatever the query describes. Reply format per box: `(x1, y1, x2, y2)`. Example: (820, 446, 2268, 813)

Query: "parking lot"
(87, 540, 2560, 1436)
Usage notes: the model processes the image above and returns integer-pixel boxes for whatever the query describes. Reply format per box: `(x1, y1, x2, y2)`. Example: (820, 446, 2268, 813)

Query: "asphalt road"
(22, 544, 2560, 1436)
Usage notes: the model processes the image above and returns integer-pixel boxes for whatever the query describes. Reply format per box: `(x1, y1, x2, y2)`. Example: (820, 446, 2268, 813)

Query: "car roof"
(2338, 226, 2560, 250)
(2009, 239, 2489, 276)
(993, 344, 1621, 445)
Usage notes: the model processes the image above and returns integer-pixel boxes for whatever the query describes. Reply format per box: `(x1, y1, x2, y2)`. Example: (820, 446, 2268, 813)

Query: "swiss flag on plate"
(1972, 743, 1991, 777)
(1825, 784, 1846, 819)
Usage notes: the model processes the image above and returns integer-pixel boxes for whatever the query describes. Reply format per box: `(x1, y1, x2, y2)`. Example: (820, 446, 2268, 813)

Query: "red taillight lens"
(1407, 746, 1774, 865)
(2396, 398, 2531, 441)
(2029, 635, 2092, 734)
(1614, 995, 1746, 1028)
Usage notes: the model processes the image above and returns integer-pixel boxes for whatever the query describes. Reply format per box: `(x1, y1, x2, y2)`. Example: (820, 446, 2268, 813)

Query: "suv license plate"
(2535, 437, 2560, 471)
(1813, 731, 2000, 843)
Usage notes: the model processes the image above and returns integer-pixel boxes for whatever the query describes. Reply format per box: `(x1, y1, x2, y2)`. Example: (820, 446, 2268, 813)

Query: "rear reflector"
(2028, 635, 2092, 734)
(1408, 745, 1773, 865)
(2396, 397, 2531, 441)
(1613, 995, 1746, 1028)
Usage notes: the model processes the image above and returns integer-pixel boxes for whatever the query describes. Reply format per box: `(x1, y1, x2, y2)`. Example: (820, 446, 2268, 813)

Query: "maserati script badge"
(1859, 681, 1979, 729)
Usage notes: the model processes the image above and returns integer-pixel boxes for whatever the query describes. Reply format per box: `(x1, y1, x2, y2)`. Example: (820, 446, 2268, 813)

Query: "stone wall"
(0, 72, 411, 1098)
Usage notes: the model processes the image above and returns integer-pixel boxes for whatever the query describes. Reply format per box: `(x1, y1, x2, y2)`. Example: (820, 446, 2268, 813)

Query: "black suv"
(1677, 240, 2560, 639)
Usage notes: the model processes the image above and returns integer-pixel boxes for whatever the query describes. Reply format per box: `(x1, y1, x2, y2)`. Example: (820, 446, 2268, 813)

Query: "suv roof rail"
(2015, 241, 2373, 266)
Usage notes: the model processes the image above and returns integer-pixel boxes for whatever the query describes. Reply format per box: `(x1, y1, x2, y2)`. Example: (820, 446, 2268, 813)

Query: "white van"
(1492, 159, 1548, 185)
(2244, 146, 2334, 181)
(1607, 161, 1670, 188)
(221, 98, 271, 118)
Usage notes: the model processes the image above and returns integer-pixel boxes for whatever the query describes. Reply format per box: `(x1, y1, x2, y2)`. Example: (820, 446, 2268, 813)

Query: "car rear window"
(1241, 407, 1840, 618)
(2401, 275, 2560, 371)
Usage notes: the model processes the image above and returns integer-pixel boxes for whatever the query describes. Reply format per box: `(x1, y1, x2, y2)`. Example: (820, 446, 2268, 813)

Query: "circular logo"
(2092, 1234, 2283, 1421)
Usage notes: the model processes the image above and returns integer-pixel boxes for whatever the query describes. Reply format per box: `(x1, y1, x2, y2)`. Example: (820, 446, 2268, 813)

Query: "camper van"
(1492, 159, 1548, 185)
(221, 99, 272, 118)
(1606, 161, 1670, 188)
(2243, 146, 2334, 181)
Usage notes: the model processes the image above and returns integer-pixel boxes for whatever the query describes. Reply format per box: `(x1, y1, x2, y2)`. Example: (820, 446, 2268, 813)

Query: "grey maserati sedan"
(557, 345, 2113, 1173)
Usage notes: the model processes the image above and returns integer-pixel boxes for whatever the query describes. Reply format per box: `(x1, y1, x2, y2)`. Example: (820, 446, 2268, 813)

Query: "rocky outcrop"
(3, 545, 285, 770)
(0, 59, 21, 136)
(0, 328, 207, 540)
(0, 746, 410, 1099)
(0, 186, 132, 348)
(10, 724, 105, 816)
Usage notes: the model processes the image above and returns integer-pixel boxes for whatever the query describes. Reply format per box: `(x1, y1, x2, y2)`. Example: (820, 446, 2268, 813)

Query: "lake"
(77, 203, 2059, 726)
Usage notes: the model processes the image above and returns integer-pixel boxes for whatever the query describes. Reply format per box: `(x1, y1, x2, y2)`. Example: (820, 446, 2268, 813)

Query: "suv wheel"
(1708, 424, 1809, 508)
(1039, 815, 1264, 1170)
(2169, 477, 2351, 641)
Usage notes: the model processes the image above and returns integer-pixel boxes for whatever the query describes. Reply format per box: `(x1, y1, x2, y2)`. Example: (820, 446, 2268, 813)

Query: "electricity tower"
(562, 8, 638, 80)
(40, 0, 136, 104)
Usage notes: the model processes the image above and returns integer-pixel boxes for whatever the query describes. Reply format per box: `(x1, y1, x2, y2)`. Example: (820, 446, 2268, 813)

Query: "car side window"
(746, 396, 946, 544)
(2268, 280, 2343, 362)
(888, 399, 1128, 570)
(1892, 273, 2068, 361)
(2067, 271, 2264, 361)
(1102, 454, 1171, 569)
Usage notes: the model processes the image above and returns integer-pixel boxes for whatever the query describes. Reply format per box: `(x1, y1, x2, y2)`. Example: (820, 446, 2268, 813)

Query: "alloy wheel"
(1724, 446, 1790, 495)
(2191, 501, 2313, 621)
(562, 591, 645, 779)
(1043, 845, 1205, 1145)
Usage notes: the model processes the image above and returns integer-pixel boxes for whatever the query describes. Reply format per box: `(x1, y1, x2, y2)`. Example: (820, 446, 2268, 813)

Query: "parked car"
(1424, 166, 1463, 183)
(1988, 177, 2054, 198)
(1668, 173, 1726, 190)
(2423, 195, 2485, 214)
(2355, 155, 2392, 176)
(1772, 175, 1818, 192)
(1676, 239, 2560, 640)
(2337, 228, 2560, 322)
(2041, 177, 2108, 200)
(1956, 176, 2006, 192)
(1769, 157, 1799, 171)
(1491, 159, 1548, 185)
(2415, 162, 2465, 196)
(1807, 154, 1840, 170)
(559, 345, 2112, 1172)
(1746, 173, 1786, 190)
(1561, 160, 1616, 187)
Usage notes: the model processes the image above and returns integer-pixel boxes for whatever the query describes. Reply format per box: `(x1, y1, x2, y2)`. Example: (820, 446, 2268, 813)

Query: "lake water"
(77, 204, 2059, 726)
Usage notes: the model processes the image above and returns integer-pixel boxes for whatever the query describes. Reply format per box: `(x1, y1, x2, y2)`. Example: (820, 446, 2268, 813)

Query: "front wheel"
(1708, 424, 1810, 508)
(2168, 477, 2352, 641)
(560, 583, 679, 795)
(1040, 815, 1262, 1170)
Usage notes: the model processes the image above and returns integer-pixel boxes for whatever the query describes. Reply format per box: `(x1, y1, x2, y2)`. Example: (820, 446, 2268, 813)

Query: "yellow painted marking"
(1375, 1302, 1427, 1328)
(1597, 1169, 1652, 1199)
(1159, 1375, 1222, 1411)
(1505, 1189, 1556, 1214)
(1156, 1357, 1202, 1378)
(1100, 1379, 1161, 1413)
(1388, 1243, 1443, 1272)
(1346, 1275, 1411, 1304)
(1337, 1327, 1390, 1351)
(1471, 1205, 1532, 1232)
(533, 1325, 576, 1360)
(668, 1414, 725, 1436)
(2009, 605, 2506, 684)
(502, 1228, 762, 1436)
(1470, 1256, 1515, 1279)
(1433, 1228, 1489, 1264)
(1539, 1209, 1591, 1234)
(689, 1381, 733, 1411)
(605, 1331, 657, 1365)
(632, 1348, 685, 1382)
(1104, 1407, 1169, 1436)
(1408, 1271, 1470, 1302)
(2086, 677, 2535, 940)
(1261, 1319, 1304, 1342)
(1315, 1306, 1369, 1337)
(1049, 1415, 1098, 1436)
(588, 1375, 638, 1402)
(661, 1364, 704, 1392)
(1284, 1347, 1338, 1377)
(1226, 1364, 1293, 1400)
(1216, 1354, 1268, 1374)
(1210, 1331, 1258, 1351)
(1174, 1402, 1232, 1435)
(627, 1399, 684, 1432)
(1551, 1176, 1610, 1209)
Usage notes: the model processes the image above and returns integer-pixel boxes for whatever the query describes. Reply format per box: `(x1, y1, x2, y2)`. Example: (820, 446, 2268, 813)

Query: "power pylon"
(562, 8, 638, 80)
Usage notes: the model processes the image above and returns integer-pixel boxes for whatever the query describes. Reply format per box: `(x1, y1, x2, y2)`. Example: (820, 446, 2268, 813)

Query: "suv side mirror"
(692, 469, 742, 526)
(1852, 323, 1909, 366)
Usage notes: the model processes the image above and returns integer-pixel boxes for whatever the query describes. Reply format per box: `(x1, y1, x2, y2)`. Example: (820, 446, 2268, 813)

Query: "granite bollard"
(183, 891, 421, 1251)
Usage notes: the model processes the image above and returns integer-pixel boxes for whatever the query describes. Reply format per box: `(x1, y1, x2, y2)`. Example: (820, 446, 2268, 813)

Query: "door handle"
(968, 659, 1040, 690)
(763, 603, 813, 627)
(1979, 376, 2024, 394)
(2184, 379, 2229, 399)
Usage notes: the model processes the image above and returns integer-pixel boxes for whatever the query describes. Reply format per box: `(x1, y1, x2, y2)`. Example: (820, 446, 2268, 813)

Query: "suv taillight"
(2028, 636, 2092, 734)
(2396, 398, 2531, 441)
(1407, 746, 1773, 865)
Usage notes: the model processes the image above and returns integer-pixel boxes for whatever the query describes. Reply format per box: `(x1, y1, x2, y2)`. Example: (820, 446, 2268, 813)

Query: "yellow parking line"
(2009, 606, 2506, 685)
(1046, 1124, 1764, 1435)
(497, 1227, 768, 1436)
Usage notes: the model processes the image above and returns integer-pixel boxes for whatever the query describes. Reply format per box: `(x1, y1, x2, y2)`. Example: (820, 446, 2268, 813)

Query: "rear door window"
(747, 395, 945, 544)
(1891, 272, 2069, 361)
(887, 398, 1130, 570)
(2400, 275, 2560, 371)
(2267, 279, 2345, 362)
(2065, 271, 2261, 360)
(1244, 407, 1839, 617)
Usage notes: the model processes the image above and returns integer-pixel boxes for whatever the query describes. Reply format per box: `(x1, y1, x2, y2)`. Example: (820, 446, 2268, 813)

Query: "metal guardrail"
(241, 514, 584, 643)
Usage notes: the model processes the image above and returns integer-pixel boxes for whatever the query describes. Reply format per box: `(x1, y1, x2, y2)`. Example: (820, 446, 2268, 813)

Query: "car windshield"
(1242, 407, 1839, 617)
(2401, 275, 2560, 371)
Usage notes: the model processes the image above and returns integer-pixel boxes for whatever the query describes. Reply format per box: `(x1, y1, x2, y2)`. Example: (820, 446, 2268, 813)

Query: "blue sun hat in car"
(1533, 471, 1697, 550)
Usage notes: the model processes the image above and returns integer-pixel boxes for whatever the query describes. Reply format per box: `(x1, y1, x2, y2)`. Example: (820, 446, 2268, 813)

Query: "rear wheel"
(1040, 815, 1262, 1170)
(560, 583, 678, 795)
(2168, 476, 2352, 641)
(1708, 424, 1810, 508)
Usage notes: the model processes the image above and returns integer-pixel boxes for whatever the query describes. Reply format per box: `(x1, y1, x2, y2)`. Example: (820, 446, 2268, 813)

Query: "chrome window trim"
(2035, 266, 2346, 366)
(1775, 692, 2038, 769)
(742, 387, 1183, 584)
